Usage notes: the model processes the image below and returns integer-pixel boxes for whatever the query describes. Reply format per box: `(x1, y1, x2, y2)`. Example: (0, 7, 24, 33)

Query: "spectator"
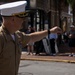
(35, 29, 45, 55)
(68, 25, 75, 57)
(26, 26, 35, 55)
(49, 33, 58, 55)
(62, 31, 68, 43)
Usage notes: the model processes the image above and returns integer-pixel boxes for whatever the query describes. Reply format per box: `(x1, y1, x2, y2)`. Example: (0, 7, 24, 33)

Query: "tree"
(67, 0, 75, 25)
(67, 0, 75, 8)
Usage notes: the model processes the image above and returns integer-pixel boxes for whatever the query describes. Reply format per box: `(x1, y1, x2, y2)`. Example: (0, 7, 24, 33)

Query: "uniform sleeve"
(16, 31, 30, 47)
(21, 32, 30, 46)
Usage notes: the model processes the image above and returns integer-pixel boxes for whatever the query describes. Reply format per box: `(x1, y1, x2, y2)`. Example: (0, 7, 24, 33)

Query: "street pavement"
(21, 52, 75, 63)
(18, 60, 75, 75)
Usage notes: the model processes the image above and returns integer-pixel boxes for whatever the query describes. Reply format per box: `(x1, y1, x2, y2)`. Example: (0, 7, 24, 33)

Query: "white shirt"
(11, 34, 15, 41)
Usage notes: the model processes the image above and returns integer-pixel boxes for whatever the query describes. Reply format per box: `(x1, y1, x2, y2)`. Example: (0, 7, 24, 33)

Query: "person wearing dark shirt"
(68, 25, 75, 57)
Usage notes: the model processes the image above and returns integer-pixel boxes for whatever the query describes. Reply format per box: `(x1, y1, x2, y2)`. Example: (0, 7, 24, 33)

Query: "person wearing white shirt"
(49, 33, 58, 55)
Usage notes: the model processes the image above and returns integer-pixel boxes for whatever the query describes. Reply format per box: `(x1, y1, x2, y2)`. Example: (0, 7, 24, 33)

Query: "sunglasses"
(12, 12, 28, 18)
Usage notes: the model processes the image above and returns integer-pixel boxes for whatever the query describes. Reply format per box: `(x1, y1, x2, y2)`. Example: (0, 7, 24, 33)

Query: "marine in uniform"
(0, 1, 62, 75)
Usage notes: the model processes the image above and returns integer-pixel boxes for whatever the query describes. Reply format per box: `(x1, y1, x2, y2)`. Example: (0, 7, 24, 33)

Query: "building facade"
(0, 0, 72, 31)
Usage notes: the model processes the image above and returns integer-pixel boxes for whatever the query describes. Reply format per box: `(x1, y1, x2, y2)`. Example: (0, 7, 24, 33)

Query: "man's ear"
(11, 17, 15, 21)
(12, 17, 14, 21)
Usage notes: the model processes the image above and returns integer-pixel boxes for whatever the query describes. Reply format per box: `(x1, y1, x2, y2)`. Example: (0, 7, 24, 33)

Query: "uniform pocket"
(2, 42, 15, 58)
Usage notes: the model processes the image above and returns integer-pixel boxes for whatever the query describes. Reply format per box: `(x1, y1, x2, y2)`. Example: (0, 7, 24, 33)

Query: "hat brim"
(1, 11, 30, 18)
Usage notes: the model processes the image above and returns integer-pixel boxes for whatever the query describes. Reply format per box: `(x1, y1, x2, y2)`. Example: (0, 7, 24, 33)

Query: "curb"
(21, 58, 75, 64)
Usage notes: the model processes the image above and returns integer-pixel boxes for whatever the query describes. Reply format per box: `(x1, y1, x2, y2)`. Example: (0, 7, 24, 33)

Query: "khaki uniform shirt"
(0, 25, 30, 75)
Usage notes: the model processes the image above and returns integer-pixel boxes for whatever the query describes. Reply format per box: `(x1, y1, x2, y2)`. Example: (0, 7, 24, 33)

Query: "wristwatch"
(48, 29, 50, 34)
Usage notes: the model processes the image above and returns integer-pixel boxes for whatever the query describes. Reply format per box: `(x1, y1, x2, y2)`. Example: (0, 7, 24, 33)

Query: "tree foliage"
(67, 0, 75, 8)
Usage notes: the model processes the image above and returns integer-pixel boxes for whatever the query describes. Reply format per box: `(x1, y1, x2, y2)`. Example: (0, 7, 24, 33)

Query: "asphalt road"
(18, 60, 75, 75)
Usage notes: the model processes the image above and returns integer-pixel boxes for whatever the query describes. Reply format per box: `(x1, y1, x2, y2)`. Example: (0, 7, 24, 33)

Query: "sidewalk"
(21, 52, 75, 63)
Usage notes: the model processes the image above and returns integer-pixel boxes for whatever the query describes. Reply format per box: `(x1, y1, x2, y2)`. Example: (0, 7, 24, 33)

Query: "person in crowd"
(0, 1, 62, 75)
(35, 29, 45, 55)
(49, 33, 58, 55)
(67, 25, 75, 57)
(62, 31, 69, 43)
(35, 39, 44, 55)
(26, 26, 35, 55)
